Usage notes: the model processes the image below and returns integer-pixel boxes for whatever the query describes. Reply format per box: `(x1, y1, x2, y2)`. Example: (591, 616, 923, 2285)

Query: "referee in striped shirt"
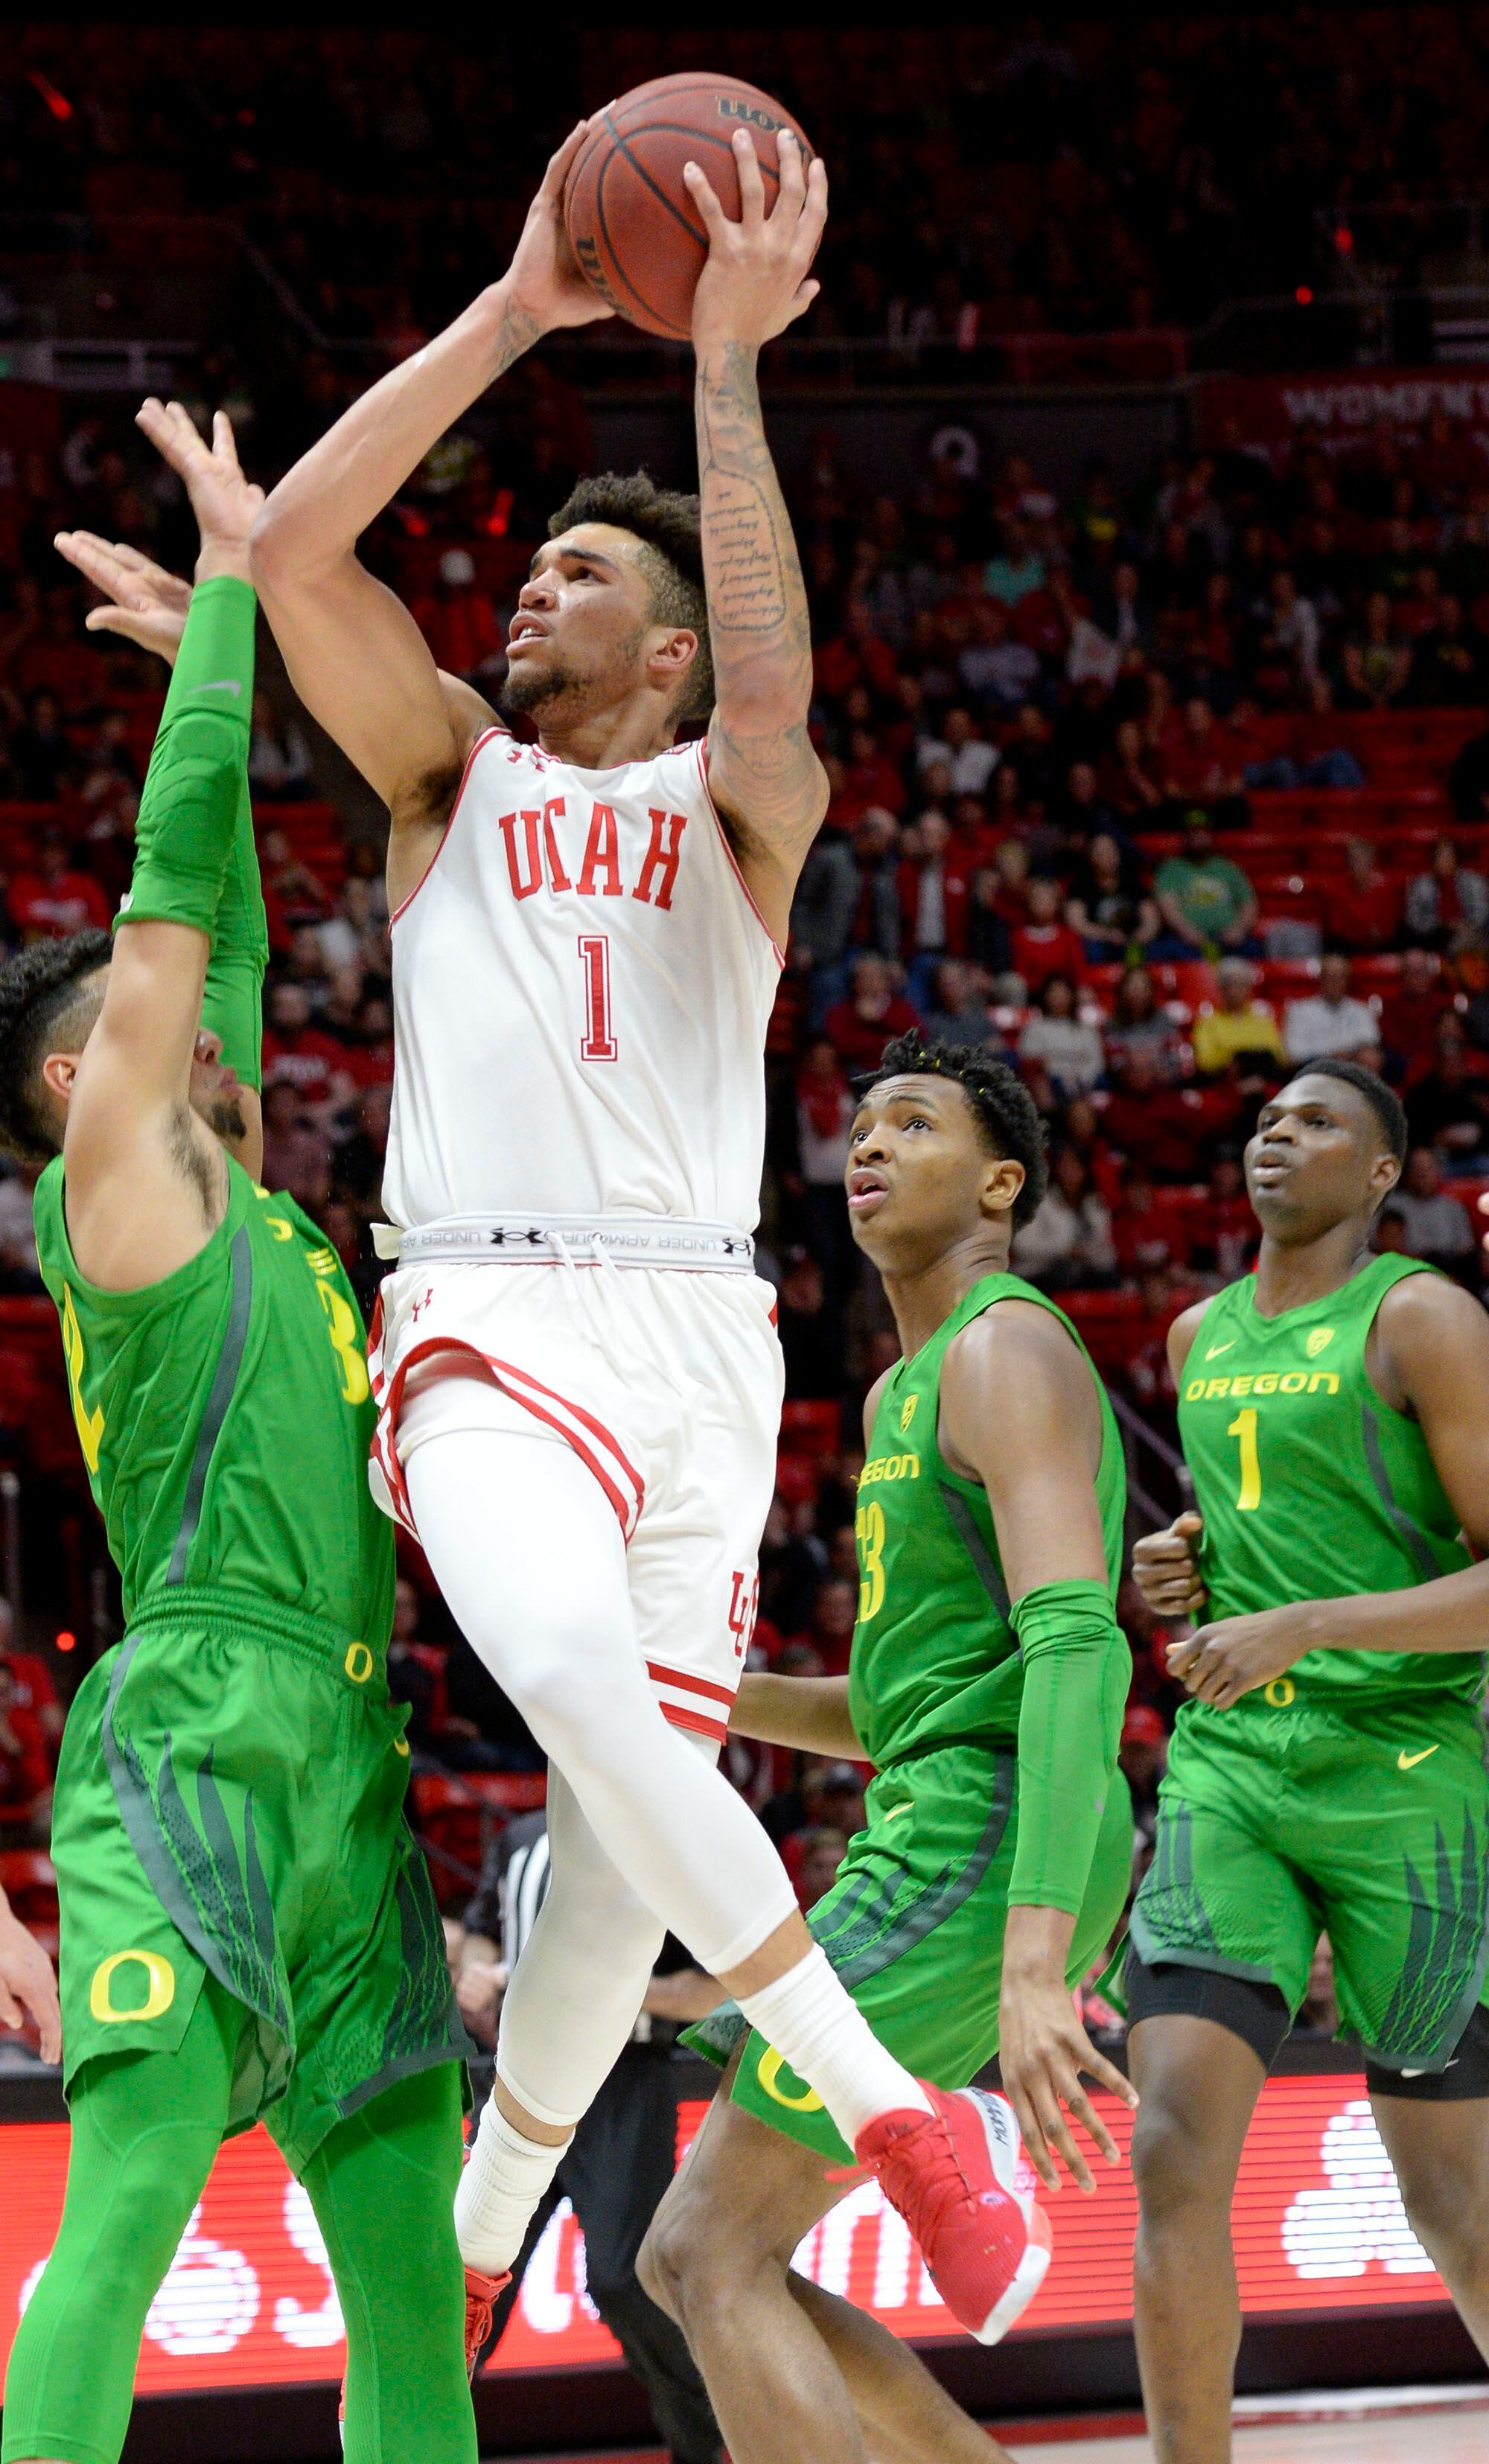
(454, 1811, 724, 2464)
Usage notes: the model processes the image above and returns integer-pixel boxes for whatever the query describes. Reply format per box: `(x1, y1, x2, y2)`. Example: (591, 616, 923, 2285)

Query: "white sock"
(453, 2098, 575, 2275)
(735, 1944, 934, 2150)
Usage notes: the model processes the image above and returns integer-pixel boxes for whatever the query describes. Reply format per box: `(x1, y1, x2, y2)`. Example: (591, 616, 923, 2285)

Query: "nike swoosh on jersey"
(189, 678, 242, 696)
(1205, 1340, 1237, 1359)
(1397, 1745, 1441, 1769)
(881, 1803, 912, 1824)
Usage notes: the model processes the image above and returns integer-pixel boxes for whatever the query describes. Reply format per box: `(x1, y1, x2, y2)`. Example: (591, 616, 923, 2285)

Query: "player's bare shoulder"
(940, 1297, 1099, 1476)
(1167, 1296, 1213, 1385)
(1369, 1262, 1489, 1411)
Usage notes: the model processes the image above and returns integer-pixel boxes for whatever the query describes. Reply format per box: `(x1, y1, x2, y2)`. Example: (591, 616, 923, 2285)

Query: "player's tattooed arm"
(1176, 1273, 1489, 1704)
(687, 130, 830, 946)
(251, 124, 602, 857)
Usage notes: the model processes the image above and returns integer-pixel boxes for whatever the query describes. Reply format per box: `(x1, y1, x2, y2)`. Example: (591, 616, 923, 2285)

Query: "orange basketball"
(564, 74, 814, 342)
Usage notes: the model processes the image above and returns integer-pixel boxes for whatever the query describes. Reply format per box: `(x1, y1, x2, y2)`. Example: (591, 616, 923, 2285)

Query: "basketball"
(564, 74, 814, 341)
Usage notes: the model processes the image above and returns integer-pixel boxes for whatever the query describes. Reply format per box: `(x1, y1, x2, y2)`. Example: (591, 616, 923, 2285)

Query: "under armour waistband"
(374, 1213, 756, 1272)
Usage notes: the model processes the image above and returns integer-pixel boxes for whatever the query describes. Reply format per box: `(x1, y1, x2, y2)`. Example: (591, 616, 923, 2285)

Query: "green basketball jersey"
(849, 1272, 1128, 1766)
(1178, 1252, 1479, 1705)
(34, 1154, 393, 1653)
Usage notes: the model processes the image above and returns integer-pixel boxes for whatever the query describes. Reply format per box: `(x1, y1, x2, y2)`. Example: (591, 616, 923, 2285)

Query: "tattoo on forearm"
(486, 299, 541, 386)
(696, 343, 811, 680)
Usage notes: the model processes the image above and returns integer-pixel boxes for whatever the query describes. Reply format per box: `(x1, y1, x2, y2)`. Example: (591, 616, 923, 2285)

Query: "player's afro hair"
(864, 1033, 1050, 1230)
(0, 928, 112, 1165)
(1286, 1056, 1408, 1164)
(548, 471, 713, 724)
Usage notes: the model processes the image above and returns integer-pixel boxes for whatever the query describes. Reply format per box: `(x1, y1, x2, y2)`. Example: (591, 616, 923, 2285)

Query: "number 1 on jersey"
(1228, 1405, 1261, 1512)
(578, 934, 617, 1063)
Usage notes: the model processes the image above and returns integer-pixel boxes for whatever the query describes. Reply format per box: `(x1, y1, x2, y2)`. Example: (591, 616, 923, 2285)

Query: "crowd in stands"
(4, 10, 1489, 379)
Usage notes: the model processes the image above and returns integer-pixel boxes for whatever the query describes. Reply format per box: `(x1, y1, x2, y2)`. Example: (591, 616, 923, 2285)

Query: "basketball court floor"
(497, 2390, 1489, 2463)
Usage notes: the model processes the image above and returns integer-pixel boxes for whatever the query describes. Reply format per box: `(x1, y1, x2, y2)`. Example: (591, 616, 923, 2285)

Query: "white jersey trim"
(692, 735, 786, 970)
(389, 722, 507, 928)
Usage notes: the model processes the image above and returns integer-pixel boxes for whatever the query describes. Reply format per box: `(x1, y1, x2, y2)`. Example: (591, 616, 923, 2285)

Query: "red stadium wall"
(0, 2075, 1456, 2404)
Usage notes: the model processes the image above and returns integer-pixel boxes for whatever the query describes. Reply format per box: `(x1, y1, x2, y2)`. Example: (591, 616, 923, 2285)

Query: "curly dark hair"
(548, 471, 713, 725)
(0, 929, 112, 1164)
(864, 1032, 1050, 1230)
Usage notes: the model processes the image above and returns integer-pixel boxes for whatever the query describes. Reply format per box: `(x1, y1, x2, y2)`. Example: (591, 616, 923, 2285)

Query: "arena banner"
(1196, 369, 1489, 462)
(0, 2074, 1453, 2399)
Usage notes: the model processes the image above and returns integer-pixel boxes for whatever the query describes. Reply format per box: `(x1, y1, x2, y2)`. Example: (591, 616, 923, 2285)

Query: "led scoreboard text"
(0, 2078, 1453, 2397)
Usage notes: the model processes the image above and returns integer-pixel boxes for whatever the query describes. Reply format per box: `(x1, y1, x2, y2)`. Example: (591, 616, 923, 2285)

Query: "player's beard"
(205, 1091, 249, 1145)
(498, 655, 584, 719)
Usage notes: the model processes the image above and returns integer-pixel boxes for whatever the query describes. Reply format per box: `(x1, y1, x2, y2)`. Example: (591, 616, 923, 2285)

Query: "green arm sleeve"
(116, 576, 264, 1088)
(1007, 1578, 1131, 1914)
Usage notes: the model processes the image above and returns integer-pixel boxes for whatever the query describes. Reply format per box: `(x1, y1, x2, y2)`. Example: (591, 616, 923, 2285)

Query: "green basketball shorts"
(50, 1585, 472, 2173)
(686, 1741, 1134, 2165)
(1126, 1687, 1489, 2075)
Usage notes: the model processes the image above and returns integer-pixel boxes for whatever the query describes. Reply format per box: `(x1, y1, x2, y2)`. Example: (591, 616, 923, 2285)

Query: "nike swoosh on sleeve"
(1397, 1745, 1441, 1769)
(188, 679, 243, 697)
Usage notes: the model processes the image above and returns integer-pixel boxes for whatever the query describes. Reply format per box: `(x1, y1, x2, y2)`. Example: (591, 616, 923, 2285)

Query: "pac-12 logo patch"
(1306, 1326, 1336, 1357)
(899, 1393, 919, 1433)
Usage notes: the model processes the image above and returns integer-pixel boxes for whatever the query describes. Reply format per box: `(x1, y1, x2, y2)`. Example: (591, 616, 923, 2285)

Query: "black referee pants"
(480, 2047, 723, 2464)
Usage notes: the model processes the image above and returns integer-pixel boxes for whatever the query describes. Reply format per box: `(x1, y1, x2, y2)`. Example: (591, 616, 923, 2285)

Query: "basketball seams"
(594, 141, 687, 339)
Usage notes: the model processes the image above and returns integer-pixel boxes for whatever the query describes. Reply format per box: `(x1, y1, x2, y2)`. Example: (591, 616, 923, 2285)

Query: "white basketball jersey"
(382, 729, 782, 1229)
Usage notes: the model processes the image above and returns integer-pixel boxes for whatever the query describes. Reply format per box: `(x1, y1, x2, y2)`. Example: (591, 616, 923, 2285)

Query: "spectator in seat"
(823, 952, 919, 1074)
(1386, 1147, 1479, 1286)
(915, 704, 999, 798)
(1104, 965, 1182, 1082)
(762, 1755, 866, 1850)
(411, 547, 503, 680)
(793, 1825, 849, 1912)
(790, 829, 861, 1016)
(898, 810, 968, 997)
(1189, 1152, 1256, 1282)
(1407, 592, 1486, 706)
(7, 831, 109, 942)
(847, 809, 904, 964)
(1010, 874, 1087, 995)
(1406, 1012, 1489, 1165)
(1159, 696, 1245, 814)
(1377, 947, 1450, 1080)
(774, 1249, 843, 1403)
(791, 1036, 855, 1282)
(247, 692, 314, 798)
(1191, 958, 1287, 1077)
(1284, 952, 1380, 1066)
(1112, 1168, 1193, 1277)
(1011, 1144, 1117, 1289)
(1339, 590, 1413, 707)
(1018, 973, 1105, 1098)
(1152, 815, 1260, 958)
(921, 957, 1001, 1054)
(1068, 831, 1160, 964)
(1103, 716, 1166, 821)
(957, 599, 1039, 712)
(1326, 838, 1401, 954)
(1404, 835, 1489, 949)
(1106, 1048, 1222, 1180)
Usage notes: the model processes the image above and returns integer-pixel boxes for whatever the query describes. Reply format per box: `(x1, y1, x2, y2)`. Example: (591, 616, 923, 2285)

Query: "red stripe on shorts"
(661, 1702, 730, 1747)
(646, 1661, 737, 1710)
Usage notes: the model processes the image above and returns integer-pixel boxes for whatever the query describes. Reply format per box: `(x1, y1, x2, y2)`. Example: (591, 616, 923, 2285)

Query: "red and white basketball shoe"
(464, 2262, 511, 2379)
(855, 2083, 1051, 2344)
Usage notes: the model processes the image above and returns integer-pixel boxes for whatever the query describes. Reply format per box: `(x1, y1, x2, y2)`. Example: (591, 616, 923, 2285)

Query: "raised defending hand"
(504, 120, 616, 335)
(1132, 1510, 1206, 1621)
(134, 401, 264, 577)
(54, 531, 193, 666)
(0, 1890, 61, 2066)
(1167, 1603, 1313, 1708)
(685, 127, 828, 353)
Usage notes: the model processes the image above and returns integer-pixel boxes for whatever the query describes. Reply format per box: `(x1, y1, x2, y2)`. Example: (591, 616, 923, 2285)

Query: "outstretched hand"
(54, 531, 192, 667)
(0, 1893, 61, 2066)
(686, 127, 828, 354)
(504, 120, 616, 336)
(135, 401, 264, 576)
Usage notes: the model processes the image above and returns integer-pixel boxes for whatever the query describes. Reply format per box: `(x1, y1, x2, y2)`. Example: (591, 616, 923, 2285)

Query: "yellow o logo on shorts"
(1265, 1677, 1296, 1709)
(344, 1640, 374, 1684)
(756, 2043, 825, 2114)
(90, 1950, 176, 2023)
